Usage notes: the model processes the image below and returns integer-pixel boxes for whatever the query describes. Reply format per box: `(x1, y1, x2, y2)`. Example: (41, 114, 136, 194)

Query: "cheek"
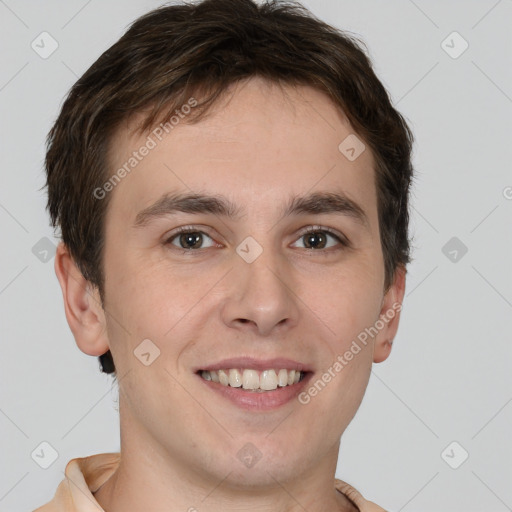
(103, 251, 217, 354)
(312, 260, 383, 334)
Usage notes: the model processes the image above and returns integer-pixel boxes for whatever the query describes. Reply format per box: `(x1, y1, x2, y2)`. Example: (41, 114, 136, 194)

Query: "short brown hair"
(45, 0, 415, 376)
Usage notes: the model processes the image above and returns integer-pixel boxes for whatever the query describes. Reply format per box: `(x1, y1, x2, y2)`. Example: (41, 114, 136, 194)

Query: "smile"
(196, 368, 313, 411)
(199, 368, 306, 391)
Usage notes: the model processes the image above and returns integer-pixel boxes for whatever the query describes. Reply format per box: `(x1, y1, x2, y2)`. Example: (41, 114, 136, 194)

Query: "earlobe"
(372, 265, 407, 364)
(54, 242, 110, 356)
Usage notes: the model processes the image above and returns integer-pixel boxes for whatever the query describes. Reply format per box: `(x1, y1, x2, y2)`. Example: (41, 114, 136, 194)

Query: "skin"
(55, 76, 406, 512)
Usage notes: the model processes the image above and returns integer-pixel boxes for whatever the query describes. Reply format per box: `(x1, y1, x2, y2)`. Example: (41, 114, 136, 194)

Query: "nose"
(221, 245, 300, 337)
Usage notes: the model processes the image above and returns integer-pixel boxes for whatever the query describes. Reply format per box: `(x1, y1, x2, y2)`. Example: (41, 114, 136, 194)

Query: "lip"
(192, 357, 312, 373)
(196, 370, 314, 411)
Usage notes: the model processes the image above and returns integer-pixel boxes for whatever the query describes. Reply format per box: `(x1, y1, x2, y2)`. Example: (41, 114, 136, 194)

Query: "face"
(87, 77, 403, 488)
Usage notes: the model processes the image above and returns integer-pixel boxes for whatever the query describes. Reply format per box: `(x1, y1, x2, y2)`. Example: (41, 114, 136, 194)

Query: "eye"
(165, 227, 217, 250)
(163, 225, 349, 252)
(292, 226, 349, 251)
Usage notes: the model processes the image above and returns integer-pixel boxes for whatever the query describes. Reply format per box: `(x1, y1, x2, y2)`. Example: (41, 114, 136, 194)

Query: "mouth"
(192, 357, 314, 410)
(195, 367, 310, 392)
(195, 366, 314, 410)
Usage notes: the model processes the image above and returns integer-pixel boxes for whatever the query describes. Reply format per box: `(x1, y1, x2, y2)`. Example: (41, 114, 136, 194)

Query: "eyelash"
(163, 225, 350, 253)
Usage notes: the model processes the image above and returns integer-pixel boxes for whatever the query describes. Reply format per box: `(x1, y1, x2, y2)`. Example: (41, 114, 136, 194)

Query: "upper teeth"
(200, 368, 303, 390)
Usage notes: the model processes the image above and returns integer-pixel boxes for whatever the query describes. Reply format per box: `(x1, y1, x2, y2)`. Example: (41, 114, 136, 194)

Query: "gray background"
(1, 0, 511, 511)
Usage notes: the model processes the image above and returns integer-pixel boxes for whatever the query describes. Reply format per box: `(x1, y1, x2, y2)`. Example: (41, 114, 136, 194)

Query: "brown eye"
(292, 227, 348, 251)
(166, 229, 216, 250)
(303, 231, 328, 249)
(178, 232, 203, 249)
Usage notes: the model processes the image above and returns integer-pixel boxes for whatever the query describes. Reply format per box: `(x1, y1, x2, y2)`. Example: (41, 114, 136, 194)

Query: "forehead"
(105, 77, 377, 227)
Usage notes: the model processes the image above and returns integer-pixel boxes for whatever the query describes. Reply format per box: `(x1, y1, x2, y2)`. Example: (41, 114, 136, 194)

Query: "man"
(35, 0, 414, 510)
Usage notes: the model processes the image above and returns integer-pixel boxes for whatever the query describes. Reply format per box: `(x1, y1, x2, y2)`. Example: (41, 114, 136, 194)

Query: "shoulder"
(335, 478, 389, 512)
(32, 452, 120, 511)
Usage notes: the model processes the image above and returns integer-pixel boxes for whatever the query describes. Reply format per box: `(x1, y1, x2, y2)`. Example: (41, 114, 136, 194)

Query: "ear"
(54, 242, 110, 356)
(373, 265, 406, 364)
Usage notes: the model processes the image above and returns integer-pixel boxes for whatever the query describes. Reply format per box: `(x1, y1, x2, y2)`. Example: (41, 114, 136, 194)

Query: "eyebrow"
(133, 190, 370, 230)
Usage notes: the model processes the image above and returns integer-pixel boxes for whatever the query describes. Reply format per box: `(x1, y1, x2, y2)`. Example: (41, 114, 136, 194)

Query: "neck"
(93, 398, 359, 512)
(94, 466, 358, 512)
